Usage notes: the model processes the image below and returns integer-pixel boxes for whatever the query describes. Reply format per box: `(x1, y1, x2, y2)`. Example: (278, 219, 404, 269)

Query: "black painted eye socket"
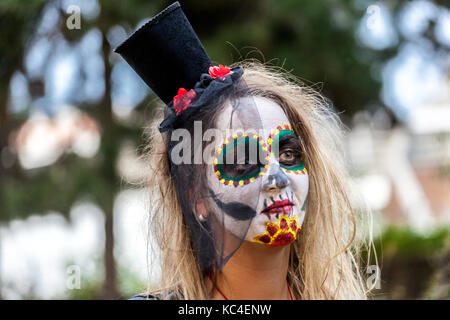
(272, 132, 303, 158)
(223, 162, 260, 178)
(219, 137, 266, 180)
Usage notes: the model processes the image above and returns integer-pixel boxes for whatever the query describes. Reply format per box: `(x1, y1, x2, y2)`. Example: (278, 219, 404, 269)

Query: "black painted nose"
(263, 166, 289, 191)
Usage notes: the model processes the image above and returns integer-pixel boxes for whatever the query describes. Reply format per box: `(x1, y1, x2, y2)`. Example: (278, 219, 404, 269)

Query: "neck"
(209, 242, 292, 300)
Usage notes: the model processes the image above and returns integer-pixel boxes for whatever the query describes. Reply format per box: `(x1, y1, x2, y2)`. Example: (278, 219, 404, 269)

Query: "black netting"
(159, 68, 265, 273)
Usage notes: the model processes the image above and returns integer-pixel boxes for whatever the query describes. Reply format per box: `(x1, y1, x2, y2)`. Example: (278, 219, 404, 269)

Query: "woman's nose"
(262, 164, 290, 192)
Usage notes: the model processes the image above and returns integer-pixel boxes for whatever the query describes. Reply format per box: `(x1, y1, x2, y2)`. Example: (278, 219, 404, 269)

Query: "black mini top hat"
(114, 1, 212, 105)
(114, 1, 244, 133)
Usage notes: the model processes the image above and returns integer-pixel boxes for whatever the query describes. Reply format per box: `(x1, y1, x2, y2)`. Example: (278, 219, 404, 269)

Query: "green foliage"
(377, 226, 450, 258)
(64, 259, 148, 300)
(196, 0, 382, 119)
(0, 0, 46, 84)
(364, 226, 450, 299)
(116, 264, 148, 299)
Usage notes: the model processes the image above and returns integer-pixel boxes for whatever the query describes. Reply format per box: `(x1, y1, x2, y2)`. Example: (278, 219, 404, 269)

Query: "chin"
(248, 210, 301, 247)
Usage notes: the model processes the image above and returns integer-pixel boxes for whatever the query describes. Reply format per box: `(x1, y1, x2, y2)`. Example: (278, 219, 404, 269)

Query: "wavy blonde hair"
(141, 61, 375, 300)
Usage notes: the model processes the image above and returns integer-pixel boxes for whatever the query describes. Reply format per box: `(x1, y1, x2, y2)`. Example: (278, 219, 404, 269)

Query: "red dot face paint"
(258, 234, 271, 244)
(271, 231, 295, 247)
(267, 224, 279, 236)
(290, 220, 298, 232)
(280, 218, 289, 230)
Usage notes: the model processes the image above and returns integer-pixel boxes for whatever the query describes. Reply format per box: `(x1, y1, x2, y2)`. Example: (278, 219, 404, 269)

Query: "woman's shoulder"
(128, 292, 177, 300)
(128, 294, 160, 300)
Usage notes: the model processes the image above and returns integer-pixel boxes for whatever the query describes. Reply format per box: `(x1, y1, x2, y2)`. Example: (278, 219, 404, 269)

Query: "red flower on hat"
(173, 87, 197, 115)
(208, 65, 232, 79)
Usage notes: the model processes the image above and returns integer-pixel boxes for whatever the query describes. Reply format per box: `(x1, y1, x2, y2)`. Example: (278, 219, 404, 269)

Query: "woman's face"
(206, 96, 309, 247)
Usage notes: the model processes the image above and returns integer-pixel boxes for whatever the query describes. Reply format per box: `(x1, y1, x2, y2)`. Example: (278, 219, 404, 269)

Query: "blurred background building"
(0, 0, 449, 299)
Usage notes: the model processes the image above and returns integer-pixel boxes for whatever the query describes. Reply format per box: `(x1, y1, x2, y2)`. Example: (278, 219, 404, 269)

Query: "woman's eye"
(280, 151, 295, 161)
(223, 163, 259, 178)
(279, 149, 301, 166)
(235, 164, 254, 174)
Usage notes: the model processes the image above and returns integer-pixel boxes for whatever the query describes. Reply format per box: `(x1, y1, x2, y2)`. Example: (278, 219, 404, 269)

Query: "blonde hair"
(142, 61, 375, 299)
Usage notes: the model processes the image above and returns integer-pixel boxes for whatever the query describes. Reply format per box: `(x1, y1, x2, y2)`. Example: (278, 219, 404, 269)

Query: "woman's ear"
(196, 201, 208, 222)
(190, 188, 208, 221)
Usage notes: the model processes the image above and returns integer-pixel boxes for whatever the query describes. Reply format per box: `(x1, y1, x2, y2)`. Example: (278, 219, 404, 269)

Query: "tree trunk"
(101, 205, 118, 299)
(99, 31, 119, 299)
(0, 229, 3, 300)
(0, 86, 9, 300)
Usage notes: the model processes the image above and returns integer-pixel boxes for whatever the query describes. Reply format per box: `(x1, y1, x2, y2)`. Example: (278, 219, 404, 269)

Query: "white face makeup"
(206, 96, 309, 247)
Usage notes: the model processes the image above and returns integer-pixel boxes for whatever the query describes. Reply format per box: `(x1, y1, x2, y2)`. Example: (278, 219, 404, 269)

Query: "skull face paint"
(206, 96, 309, 247)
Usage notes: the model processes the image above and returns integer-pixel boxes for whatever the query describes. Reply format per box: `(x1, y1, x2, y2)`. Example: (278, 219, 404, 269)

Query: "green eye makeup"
(268, 124, 307, 175)
(214, 132, 269, 187)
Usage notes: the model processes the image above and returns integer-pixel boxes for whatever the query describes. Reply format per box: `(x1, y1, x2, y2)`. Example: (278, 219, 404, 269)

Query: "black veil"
(115, 2, 266, 273)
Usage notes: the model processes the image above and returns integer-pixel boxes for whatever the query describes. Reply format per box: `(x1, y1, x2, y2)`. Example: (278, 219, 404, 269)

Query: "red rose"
(208, 65, 232, 79)
(173, 87, 197, 115)
(173, 88, 187, 105)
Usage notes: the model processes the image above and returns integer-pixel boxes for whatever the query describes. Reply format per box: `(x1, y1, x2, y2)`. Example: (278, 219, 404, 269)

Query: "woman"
(116, 2, 374, 300)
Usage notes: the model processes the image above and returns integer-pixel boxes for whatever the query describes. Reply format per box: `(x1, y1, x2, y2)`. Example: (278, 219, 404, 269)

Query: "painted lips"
(261, 199, 294, 217)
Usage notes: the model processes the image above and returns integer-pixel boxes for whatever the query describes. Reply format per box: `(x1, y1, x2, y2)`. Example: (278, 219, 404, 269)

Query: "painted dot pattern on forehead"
(268, 124, 307, 175)
(213, 131, 270, 187)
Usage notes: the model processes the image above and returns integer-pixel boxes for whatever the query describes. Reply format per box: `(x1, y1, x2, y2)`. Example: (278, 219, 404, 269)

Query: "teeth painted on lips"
(261, 198, 294, 220)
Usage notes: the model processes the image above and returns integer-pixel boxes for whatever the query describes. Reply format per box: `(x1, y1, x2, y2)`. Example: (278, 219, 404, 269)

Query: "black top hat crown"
(114, 2, 213, 104)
